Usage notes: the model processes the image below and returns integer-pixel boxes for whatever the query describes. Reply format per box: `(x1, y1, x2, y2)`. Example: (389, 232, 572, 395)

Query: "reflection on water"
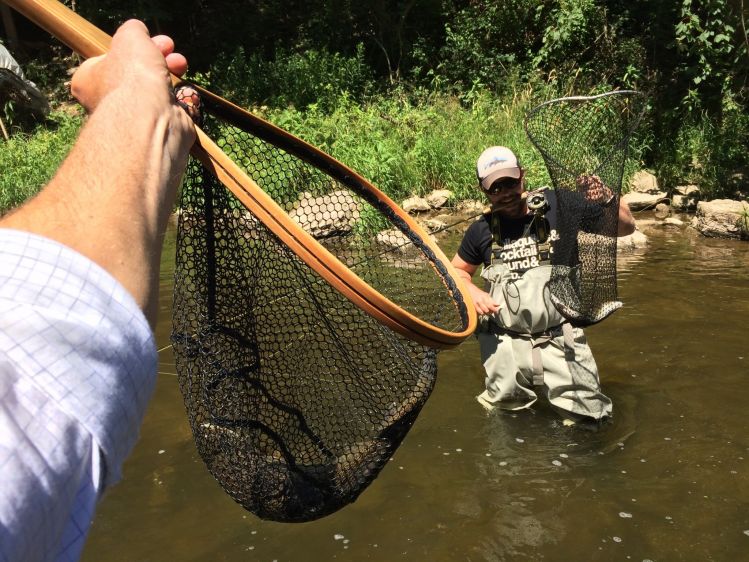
(84, 216, 749, 561)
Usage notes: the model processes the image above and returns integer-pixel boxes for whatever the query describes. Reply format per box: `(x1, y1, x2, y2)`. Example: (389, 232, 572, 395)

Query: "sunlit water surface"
(83, 216, 749, 561)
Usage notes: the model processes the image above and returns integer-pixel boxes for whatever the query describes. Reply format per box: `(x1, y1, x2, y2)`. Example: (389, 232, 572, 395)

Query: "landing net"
(524, 90, 646, 325)
(171, 90, 470, 522)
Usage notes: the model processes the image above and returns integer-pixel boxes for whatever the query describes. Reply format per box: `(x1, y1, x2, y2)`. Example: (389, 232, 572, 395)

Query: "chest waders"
(475, 192, 612, 421)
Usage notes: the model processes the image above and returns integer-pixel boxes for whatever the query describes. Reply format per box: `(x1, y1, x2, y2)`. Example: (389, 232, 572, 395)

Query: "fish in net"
(8, 0, 477, 523)
(524, 90, 646, 325)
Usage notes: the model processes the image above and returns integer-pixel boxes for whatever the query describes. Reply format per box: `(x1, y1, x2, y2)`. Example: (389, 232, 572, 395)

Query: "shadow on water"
(83, 214, 749, 561)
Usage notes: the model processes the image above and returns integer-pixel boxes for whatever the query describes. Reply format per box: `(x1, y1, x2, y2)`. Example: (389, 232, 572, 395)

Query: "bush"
(653, 91, 749, 199)
(434, 0, 544, 95)
(265, 85, 557, 204)
(194, 44, 374, 112)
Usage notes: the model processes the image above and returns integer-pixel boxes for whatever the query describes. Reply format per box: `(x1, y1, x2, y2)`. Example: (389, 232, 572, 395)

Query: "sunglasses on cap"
(484, 177, 522, 195)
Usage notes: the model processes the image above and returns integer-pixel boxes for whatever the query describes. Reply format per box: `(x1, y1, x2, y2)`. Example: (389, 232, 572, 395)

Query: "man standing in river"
(451, 146, 635, 424)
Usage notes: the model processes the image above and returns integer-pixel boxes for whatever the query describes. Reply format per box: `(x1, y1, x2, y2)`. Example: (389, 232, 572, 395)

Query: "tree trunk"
(1, 5, 19, 51)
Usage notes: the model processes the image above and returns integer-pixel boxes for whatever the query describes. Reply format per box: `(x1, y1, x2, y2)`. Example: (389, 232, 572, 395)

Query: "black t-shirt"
(458, 188, 609, 277)
(457, 189, 561, 276)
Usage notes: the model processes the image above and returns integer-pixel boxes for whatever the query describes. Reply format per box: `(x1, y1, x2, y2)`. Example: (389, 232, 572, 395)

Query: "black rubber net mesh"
(171, 97, 469, 522)
(524, 91, 645, 325)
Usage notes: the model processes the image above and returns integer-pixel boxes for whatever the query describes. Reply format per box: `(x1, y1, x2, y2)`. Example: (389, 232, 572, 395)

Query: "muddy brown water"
(83, 215, 749, 561)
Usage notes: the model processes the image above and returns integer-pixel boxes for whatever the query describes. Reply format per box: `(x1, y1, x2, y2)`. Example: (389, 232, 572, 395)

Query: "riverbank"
(399, 173, 749, 249)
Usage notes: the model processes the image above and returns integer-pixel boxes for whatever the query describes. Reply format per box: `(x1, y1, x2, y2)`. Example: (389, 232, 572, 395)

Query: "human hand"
(0, 20, 199, 327)
(577, 174, 614, 205)
(70, 19, 189, 117)
(68, 19, 195, 210)
(470, 284, 500, 315)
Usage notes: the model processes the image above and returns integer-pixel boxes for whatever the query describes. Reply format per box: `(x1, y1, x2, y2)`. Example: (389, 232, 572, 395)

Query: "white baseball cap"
(476, 146, 521, 191)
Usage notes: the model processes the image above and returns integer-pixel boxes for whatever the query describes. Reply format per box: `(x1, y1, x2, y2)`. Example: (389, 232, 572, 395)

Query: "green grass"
(1, 85, 654, 220)
(0, 111, 82, 214)
(266, 86, 559, 204)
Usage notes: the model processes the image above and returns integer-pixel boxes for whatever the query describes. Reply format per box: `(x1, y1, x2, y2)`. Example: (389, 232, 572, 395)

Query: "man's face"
(484, 174, 525, 217)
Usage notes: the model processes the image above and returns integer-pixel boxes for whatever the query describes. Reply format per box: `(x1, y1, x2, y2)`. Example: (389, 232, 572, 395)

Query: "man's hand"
(469, 284, 500, 316)
(68, 20, 196, 190)
(0, 20, 197, 326)
(71, 20, 187, 113)
(576, 174, 636, 236)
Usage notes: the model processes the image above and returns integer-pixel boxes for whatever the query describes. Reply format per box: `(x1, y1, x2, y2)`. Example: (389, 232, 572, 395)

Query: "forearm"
(455, 265, 487, 302)
(617, 198, 636, 236)
(454, 265, 474, 288)
(451, 254, 498, 315)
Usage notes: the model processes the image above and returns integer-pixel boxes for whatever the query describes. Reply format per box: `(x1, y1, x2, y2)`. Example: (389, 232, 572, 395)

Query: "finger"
(153, 35, 188, 76)
(108, 20, 151, 56)
(113, 19, 151, 42)
(70, 54, 104, 89)
(151, 35, 175, 57)
(151, 36, 189, 76)
(165, 52, 188, 77)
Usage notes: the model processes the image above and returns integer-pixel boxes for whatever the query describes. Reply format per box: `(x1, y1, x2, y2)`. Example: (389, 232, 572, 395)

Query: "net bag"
(171, 88, 472, 521)
(524, 90, 646, 325)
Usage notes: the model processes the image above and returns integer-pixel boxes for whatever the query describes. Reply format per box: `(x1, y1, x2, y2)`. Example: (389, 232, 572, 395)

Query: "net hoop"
(524, 90, 646, 181)
(523, 89, 647, 326)
(9, 0, 477, 349)
(188, 86, 475, 348)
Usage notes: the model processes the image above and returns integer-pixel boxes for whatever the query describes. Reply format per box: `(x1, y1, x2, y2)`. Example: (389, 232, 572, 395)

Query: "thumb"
(70, 54, 107, 112)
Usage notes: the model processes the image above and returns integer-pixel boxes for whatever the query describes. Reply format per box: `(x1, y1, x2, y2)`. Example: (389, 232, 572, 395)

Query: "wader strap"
(536, 238, 551, 265)
(530, 334, 552, 386)
(490, 211, 503, 247)
(487, 321, 575, 386)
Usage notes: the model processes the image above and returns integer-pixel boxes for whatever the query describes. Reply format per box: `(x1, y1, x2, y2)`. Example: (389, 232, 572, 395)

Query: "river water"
(83, 215, 749, 561)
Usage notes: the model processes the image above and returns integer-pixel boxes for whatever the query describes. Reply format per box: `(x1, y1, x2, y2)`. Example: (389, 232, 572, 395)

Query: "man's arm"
(451, 254, 499, 316)
(576, 174, 636, 237)
(617, 198, 636, 236)
(0, 20, 195, 326)
(0, 21, 195, 560)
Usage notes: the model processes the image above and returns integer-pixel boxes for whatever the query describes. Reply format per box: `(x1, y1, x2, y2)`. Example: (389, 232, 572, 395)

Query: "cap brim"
(480, 168, 521, 191)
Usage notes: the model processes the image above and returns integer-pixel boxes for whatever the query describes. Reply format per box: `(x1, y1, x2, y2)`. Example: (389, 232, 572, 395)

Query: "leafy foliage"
(267, 87, 553, 203)
(193, 44, 374, 111)
(434, 0, 543, 94)
(2, 0, 748, 205)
